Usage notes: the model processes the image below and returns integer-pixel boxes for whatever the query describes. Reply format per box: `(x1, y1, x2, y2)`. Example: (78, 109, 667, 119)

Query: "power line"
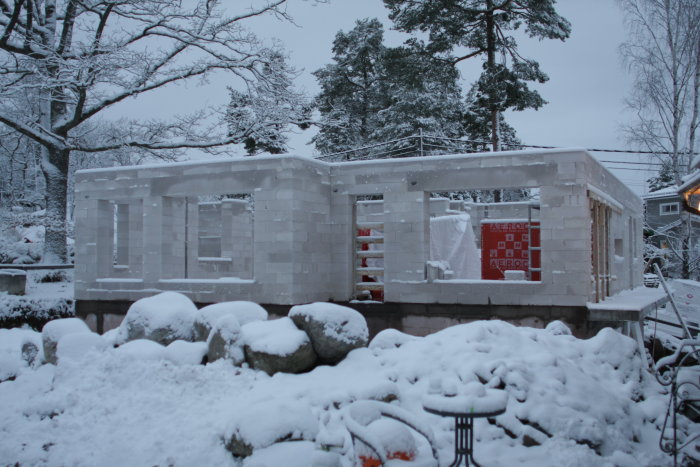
(600, 160, 664, 166)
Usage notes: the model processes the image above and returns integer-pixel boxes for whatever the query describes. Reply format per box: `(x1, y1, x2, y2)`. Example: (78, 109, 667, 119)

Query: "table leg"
(448, 416, 482, 467)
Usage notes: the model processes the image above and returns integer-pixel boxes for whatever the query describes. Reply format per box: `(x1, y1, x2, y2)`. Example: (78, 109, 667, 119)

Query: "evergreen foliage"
(382, 0, 570, 150)
(312, 19, 465, 154)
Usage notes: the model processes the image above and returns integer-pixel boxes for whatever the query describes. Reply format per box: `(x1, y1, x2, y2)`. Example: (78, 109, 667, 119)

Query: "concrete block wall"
(74, 150, 643, 309)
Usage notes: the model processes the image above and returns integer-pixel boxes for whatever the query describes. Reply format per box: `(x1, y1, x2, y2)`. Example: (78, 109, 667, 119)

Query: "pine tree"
(383, 0, 571, 151)
(313, 19, 466, 155)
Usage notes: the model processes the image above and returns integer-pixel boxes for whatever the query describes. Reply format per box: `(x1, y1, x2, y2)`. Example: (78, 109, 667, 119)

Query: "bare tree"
(620, 0, 700, 279)
(0, 0, 304, 263)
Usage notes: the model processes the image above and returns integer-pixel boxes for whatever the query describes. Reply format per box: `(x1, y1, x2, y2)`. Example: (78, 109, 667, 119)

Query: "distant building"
(643, 187, 700, 251)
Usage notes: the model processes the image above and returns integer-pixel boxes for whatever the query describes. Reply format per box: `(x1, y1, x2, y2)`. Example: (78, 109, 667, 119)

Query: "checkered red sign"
(481, 221, 540, 280)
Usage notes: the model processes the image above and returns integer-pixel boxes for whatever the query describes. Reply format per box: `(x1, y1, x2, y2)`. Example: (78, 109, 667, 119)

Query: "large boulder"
(289, 303, 369, 364)
(224, 401, 318, 458)
(117, 292, 198, 346)
(193, 301, 267, 342)
(241, 317, 317, 375)
(42, 318, 92, 364)
(207, 315, 245, 365)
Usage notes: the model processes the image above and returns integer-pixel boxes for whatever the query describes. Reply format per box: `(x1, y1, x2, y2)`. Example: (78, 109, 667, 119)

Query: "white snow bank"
(0, 319, 674, 466)
(241, 317, 309, 356)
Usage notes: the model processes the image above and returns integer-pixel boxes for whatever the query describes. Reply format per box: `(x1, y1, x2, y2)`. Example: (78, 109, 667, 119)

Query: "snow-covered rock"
(369, 328, 419, 350)
(42, 318, 92, 364)
(0, 327, 42, 381)
(289, 302, 368, 364)
(224, 401, 319, 457)
(56, 332, 108, 363)
(545, 320, 572, 336)
(117, 292, 198, 346)
(115, 339, 167, 361)
(193, 301, 267, 342)
(207, 315, 244, 365)
(241, 317, 317, 375)
(165, 340, 208, 366)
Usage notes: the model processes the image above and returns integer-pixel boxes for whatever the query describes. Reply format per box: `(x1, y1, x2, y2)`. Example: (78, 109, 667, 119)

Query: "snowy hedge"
(0, 295, 74, 330)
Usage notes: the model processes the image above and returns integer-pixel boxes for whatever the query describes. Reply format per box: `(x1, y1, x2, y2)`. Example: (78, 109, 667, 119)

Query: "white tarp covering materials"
(429, 214, 480, 280)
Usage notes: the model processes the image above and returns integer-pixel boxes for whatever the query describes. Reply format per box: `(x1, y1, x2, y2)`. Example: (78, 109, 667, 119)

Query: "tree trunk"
(41, 145, 69, 263)
(485, 2, 499, 153)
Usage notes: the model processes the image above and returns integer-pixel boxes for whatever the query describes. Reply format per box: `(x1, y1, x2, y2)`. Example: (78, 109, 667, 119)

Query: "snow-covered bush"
(36, 271, 68, 283)
(0, 296, 74, 330)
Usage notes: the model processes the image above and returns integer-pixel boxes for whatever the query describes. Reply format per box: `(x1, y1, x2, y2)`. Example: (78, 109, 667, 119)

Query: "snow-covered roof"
(641, 186, 680, 201)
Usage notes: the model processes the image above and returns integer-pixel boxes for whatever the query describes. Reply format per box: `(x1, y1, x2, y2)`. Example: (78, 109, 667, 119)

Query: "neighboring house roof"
(642, 186, 680, 201)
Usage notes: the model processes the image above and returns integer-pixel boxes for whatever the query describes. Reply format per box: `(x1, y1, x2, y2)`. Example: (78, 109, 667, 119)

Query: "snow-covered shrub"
(0, 296, 74, 330)
(36, 271, 68, 283)
(117, 292, 198, 346)
(289, 302, 369, 364)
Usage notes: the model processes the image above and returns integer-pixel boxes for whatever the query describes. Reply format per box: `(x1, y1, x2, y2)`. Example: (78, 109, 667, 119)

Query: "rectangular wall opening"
(112, 203, 129, 268)
(427, 188, 541, 282)
(187, 194, 254, 280)
(354, 195, 384, 301)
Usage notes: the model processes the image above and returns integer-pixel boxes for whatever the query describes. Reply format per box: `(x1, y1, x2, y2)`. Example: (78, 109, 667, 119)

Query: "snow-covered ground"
(0, 316, 678, 466)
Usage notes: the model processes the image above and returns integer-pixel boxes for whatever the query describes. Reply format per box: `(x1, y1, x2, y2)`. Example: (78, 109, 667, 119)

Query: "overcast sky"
(116, 0, 656, 195)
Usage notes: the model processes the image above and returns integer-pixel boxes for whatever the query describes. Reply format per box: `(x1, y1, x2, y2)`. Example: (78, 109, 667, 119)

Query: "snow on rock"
(56, 332, 108, 364)
(544, 320, 572, 336)
(369, 328, 419, 351)
(165, 340, 208, 366)
(0, 327, 42, 381)
(207, 315, 245, 365)
(42, 318, 92, 364)
(289, 302, 368, 364)
(224, 401, 319, 457)
(115, 339, 167, 361)
(117, 292, 198, 346)
(194, 301, 268, 342)
(242, 317, 317, 375)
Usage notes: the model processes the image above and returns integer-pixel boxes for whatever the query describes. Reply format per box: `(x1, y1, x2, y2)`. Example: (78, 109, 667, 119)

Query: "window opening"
(188, 194, 254, 279)
(354, 195, 384, 301)
(112, 203, 129, 267)
(660, 202, 679, 216)
(427, 189, 540, 281)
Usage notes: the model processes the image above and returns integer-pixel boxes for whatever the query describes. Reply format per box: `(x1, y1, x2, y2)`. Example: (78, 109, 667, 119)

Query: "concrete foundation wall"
(74, 149, 643, 313)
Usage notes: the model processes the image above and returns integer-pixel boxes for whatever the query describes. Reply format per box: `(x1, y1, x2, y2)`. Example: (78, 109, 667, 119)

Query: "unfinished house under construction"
(73, 149, 659, 336)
